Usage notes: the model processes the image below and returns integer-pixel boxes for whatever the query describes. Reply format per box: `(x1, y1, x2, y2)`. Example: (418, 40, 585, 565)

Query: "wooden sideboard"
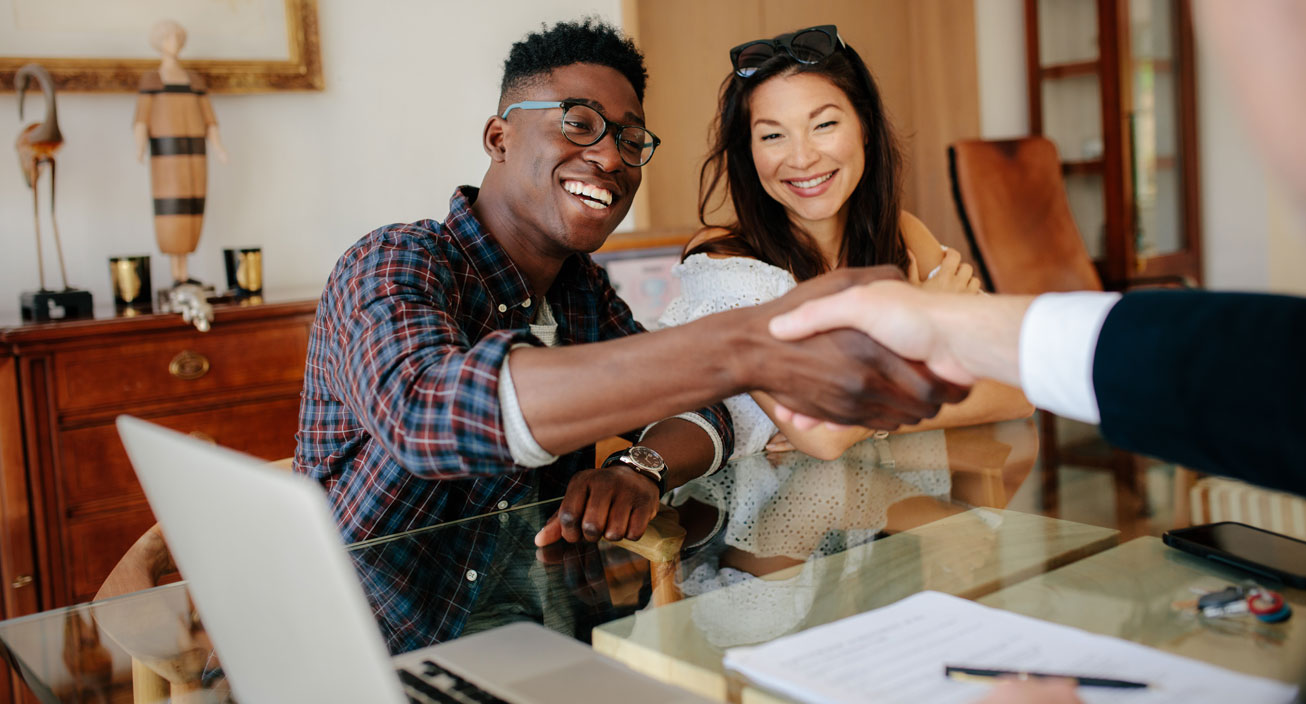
(0, 298, 316, 635)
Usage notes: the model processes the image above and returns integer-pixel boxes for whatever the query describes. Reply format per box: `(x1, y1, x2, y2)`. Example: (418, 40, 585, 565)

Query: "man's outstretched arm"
(510, 269, 971, 456)
(767, 279, 1306, 498)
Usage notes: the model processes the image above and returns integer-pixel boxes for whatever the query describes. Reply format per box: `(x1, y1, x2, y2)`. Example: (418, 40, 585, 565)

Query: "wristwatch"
(603, 445, 668, 495)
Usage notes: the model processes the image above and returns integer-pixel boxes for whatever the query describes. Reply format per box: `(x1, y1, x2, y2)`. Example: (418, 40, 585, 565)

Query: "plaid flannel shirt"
(294, 186, 733, 652)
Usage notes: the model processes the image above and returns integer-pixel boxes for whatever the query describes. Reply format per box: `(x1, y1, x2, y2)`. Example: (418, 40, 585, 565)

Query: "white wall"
(975, 0, 1029, 139)
(1194, 24, 1271, 291)
(0, 0, 622, 318)
(972, 0, 1305, 292)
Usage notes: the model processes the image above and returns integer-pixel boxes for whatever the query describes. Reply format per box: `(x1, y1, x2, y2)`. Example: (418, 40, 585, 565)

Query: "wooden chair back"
(949, 137, 1103, 294)
(94, 457, 294, 704)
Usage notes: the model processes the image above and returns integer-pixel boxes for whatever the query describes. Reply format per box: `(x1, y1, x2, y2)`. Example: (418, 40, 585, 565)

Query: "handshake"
(746, 266, 1024, 430)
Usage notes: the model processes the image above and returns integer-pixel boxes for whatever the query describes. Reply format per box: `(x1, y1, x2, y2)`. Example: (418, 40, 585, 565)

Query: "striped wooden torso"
(135, 70, 217, 257)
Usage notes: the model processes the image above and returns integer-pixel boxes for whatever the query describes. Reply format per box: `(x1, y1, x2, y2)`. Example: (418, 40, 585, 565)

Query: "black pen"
(944, 665, 1150, 689)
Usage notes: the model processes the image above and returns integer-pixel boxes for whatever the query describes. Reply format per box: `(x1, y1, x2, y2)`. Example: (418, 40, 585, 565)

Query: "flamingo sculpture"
(15, 63, 70, 293)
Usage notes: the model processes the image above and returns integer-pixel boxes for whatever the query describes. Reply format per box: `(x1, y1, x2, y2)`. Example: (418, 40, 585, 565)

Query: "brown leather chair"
(947, 137, 1150, 521)
(948, 137, 1102, 295)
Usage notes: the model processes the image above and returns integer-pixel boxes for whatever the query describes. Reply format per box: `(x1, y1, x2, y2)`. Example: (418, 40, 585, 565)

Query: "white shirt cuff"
(499, 345, 559, 468)
(1018, 292, 1122, 424)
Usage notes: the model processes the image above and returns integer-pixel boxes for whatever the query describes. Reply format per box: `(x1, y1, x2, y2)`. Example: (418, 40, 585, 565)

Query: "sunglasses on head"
(729, 25, 844, 78)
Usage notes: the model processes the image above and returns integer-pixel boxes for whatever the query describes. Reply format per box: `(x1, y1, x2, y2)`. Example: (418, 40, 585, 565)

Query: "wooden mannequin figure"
(134, 19, 228, 288)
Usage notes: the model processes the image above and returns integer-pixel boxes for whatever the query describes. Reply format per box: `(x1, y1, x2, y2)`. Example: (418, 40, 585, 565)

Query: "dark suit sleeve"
(1092, 290, 1306, 497)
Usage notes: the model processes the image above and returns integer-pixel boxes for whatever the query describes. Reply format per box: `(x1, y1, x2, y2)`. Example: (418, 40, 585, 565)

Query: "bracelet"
(925, 244, 948, 281)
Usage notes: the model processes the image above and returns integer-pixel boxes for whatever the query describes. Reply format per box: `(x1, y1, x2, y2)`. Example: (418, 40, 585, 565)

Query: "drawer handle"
(11, 575, 33, 590)
(169, 350, 210, 380)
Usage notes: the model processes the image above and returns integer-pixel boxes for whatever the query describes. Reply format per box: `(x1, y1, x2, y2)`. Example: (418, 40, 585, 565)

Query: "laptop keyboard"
(399, 659, 510, 704)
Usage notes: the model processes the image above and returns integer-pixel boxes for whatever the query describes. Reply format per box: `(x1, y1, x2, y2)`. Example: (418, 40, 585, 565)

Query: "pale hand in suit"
(767, 280, 1034, 429)
(973, 680, 1082, 704)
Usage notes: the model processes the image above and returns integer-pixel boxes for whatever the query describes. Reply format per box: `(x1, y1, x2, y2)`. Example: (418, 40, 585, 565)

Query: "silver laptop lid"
(116, 415, 406, 704)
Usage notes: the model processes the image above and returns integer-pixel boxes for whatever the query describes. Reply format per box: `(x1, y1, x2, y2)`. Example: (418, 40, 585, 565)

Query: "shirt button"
(465, 569, 478, 582)
(522, 298, 532, 308)
(497, 303, 507, 313)
(496, 500, 509, 510)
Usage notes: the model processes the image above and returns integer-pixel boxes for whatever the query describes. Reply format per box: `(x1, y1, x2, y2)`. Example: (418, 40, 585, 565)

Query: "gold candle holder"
(109, 255, 152, 312)
(222, 247, 262, 297)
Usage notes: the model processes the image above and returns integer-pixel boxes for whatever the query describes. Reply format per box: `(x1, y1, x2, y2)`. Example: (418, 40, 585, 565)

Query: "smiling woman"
(657, 25, 1034, 460)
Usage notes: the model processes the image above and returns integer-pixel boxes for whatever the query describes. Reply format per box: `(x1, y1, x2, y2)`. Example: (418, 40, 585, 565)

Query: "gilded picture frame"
(0, 0, 322, 93)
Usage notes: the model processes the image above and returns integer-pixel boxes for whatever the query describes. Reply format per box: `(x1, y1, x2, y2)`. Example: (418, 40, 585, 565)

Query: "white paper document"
(723, 591, 1298, 704)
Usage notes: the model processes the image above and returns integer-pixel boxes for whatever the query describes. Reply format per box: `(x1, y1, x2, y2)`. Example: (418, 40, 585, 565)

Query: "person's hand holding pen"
(972, 679, 1083, 704)
(950, 665, 1146, 702)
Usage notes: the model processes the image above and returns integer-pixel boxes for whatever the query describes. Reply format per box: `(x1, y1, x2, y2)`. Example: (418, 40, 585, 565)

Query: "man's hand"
(534, 465, 659, 546)
(771, 279, 1035, 386)
(772, 280, 975, 384)
(972, 679, 1082, 704)
(739, 269, 971, 428)
(766, 280, 1034, 430)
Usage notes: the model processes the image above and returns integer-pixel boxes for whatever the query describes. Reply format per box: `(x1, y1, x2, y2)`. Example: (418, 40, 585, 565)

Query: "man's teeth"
(789, 172, 835, 189)
(564, 180, 612, 208)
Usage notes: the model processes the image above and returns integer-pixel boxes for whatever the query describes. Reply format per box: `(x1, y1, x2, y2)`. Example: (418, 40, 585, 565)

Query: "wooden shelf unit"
(1025, 0, 1202, 289)
(0, 298, 317, 702)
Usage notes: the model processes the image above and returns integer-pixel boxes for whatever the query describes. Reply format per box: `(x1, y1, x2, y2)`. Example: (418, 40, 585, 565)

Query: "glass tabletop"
(0, 419, 1141, 702)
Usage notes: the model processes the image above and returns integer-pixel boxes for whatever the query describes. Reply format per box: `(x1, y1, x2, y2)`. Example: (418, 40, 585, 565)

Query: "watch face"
(625, 446, 665, 472)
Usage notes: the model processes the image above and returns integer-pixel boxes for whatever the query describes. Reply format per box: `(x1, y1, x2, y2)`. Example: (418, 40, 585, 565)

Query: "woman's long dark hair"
(690, 41, 908, 281)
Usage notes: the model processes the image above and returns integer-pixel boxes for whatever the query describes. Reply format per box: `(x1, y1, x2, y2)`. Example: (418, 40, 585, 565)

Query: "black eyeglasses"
(729, 25, 845, 78)
(499, 100, 661, 167)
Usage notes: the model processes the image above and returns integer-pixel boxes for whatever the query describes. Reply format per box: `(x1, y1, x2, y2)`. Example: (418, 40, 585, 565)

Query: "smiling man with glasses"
(294, 18, 967, 652)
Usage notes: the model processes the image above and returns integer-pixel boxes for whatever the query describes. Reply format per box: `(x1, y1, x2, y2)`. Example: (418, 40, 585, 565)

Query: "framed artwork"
(592, 246, 684, 330)
(0, 0, 322, 92)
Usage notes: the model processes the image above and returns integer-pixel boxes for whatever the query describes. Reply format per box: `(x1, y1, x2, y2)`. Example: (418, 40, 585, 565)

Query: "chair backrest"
(95, 457, 295, 603)
(948, 137, 1103, 294)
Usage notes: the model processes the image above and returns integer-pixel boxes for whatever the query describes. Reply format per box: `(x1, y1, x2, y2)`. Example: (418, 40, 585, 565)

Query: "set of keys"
(1172, 582, 1293, 623)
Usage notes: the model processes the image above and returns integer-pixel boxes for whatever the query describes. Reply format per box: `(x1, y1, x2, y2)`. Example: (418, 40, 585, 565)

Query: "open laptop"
(115, 415, 710, 704)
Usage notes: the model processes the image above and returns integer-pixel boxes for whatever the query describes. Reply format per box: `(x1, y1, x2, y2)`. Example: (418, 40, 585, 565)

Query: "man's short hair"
(500, 18, 648, 108)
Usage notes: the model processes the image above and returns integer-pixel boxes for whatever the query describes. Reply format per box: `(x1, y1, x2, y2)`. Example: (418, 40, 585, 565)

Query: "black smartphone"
(1163, 522, 1306, 588)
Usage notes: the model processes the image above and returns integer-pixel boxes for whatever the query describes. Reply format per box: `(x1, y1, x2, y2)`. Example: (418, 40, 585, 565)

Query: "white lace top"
(658, 254, 799, 458)
(665, 434, 952, 647)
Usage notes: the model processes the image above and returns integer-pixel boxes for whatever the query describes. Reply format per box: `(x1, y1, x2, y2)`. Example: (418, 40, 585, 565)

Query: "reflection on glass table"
(1, 419, 1120, 703)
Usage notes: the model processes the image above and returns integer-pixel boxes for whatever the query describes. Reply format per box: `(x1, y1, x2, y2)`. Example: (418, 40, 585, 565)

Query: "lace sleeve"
(657, 254, 798, 328)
